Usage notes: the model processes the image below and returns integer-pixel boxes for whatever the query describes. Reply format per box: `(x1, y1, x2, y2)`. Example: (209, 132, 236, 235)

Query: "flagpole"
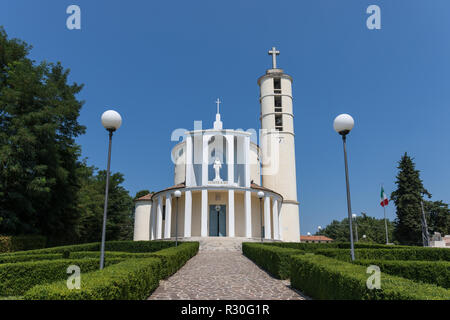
(382, 184, 389, 245)
(383, 205, 389, 244)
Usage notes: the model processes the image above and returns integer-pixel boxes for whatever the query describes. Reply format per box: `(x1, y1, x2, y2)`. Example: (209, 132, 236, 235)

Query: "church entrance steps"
(172, 237, 280, 252)
(148, 250, 307, 300)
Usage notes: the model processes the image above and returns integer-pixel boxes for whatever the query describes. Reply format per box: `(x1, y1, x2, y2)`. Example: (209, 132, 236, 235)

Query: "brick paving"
(148, 250, 308, 300)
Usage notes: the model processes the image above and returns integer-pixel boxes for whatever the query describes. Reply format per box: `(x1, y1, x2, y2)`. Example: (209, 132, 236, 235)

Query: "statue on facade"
(213, 157, 223, 182)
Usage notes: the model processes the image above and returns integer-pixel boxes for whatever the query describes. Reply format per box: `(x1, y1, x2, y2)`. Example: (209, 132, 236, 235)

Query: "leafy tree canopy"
(0, 27, 85, 242)
(316, 212, 395, 244)
(134, 190, 151, 201)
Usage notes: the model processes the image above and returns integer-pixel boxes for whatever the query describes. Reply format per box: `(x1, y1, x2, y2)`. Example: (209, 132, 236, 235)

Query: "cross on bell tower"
(268, 47, 280, 69)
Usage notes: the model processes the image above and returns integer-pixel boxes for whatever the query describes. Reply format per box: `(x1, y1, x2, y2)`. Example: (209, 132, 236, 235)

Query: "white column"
(278, 200, 283, 240)
(228, 190, 235, 237)
(272, 198, 279, 240)
(150, 201, 156, 240)
(164, 194, 172, 239)
(201, 189, 208, 236)
(156, 196, 163, 239)
(184, 190, 192, 237)
(264, 196, 271, 239)
(186, 134, 193, 186)
(202, 135, 209, 185)
(245, 190, 252, 238)
(227, 135, 234, 184)
(244, 136, 250, 187)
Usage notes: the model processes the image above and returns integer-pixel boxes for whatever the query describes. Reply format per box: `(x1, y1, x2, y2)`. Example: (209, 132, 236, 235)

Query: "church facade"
(134, 48, 300, 242)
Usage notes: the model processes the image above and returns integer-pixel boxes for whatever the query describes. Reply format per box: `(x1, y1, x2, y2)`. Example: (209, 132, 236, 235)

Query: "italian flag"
(380, 186, 389, 207)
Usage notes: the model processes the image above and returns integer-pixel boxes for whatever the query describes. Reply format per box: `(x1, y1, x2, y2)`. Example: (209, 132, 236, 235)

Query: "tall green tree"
(424, 200, 450, 236)
(316, 213, 394, 244)
(391, 153, 430, 245)
(76, 165, 134, 243)
(0, 27, 85, 242)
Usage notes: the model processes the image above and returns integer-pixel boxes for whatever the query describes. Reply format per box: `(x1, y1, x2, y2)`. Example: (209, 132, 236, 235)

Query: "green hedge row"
(149, 242, 199, 278)
(355, 259, 450, 289)
(266, 242, 414, 252)
(23, 257, 161, 300)
(0, 253, 64, 264)
(315, 248, 450, 261)
(290, 254, 450, 300)
(0, 240, 176, 257)
(0, 235, 47, 253)
(0, 258, 124, 296)
(242, 242, 303, 279)
(22, 242, 199, 300)
(0, 251, 159, 264)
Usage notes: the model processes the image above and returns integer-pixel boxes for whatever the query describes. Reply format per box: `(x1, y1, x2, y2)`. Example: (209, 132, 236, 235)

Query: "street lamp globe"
(307, 232, 311, 236)
(333, 114, 354, 136)
(318, 226, 322, 230)
(363, 234, 367, 239)
(257, 191, 264, 199)
(352, 213, 357, 218)
(174, 190, 181, 198)
(101, 110, 122, 131)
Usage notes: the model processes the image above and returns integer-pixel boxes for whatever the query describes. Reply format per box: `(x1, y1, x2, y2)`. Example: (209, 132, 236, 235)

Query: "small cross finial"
(215, 98, 221, 114)
(268, 47, 280, 69)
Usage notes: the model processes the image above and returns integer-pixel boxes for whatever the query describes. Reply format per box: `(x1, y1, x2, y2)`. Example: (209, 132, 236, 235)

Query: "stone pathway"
(148, 250, 307, 300)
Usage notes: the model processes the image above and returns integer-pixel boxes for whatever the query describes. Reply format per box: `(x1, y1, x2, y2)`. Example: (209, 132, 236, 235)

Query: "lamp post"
(352, 213, 359, 242)
(100, 110, 122, 270)
(317, 226, 322, 233)
(174, 190, 181, 247)
(257, 191, 264, 242)
(334, 113, 356, 261)
(215, 205, 221, 236)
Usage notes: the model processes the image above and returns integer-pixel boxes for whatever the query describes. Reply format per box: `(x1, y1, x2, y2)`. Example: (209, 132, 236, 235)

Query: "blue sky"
(1, 0, 450, 236)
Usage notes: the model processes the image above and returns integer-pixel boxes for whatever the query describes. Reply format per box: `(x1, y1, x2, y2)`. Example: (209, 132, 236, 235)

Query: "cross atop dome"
(213, 97, 223, 130)
(215, 98, 221, 114)
(268, 47, 280, 69)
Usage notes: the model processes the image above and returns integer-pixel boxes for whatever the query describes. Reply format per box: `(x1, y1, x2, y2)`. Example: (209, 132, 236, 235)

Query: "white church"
(134, 48, 300, 242)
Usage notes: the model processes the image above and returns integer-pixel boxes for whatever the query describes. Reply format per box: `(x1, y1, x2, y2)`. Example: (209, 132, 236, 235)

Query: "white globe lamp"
(333, 113, 354, 136)
(101, 110, 122, 131)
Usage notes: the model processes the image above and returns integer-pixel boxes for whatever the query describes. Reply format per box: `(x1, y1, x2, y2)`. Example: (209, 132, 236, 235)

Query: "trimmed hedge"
(23, 242, 200, 300)
(0, 253, 64, 264)
(266, 242, 413, 252)
(0, 258, 124, 296)
(0, 235, 46, 253)
(0, 251, 158, 264)
(0, 240, 175, 257)
(355, 259, 450, 289)
(23, 257, 162, 300)
(290, 254, 450, 300)
(242, 243, 303, 279)
(149, 242, 199, 278)
(315, 248, 450, 262)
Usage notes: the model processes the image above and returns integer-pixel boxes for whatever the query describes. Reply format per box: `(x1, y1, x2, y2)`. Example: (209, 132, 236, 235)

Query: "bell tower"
(258, 47, 300, 242)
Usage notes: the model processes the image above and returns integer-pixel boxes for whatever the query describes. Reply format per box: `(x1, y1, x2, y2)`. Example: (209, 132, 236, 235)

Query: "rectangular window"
(275, 114, 283, 131)
(275, 107, 282, 113)
(274, 78, 281, 90)
(274, 78, 281, 94)
(274, 96, 282, 107)
(162, 205, 166, 220)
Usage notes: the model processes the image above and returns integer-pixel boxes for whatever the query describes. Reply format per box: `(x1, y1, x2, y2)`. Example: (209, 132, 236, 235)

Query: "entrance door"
(209, 205, 226, 236)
